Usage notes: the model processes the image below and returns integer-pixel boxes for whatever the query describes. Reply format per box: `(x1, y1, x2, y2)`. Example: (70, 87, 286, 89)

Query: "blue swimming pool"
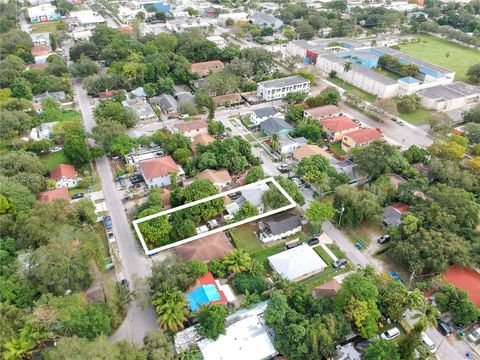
(187, 284, 221, 312)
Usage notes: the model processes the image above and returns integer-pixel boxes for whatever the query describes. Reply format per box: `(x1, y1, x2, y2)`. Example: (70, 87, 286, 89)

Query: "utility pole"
(408, 270, 415, 289)
(338, 203, 345, 227)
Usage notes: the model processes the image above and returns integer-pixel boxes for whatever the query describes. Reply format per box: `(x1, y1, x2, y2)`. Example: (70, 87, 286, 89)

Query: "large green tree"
(196, 304, 228, 340)
(352, 142, 409, 178)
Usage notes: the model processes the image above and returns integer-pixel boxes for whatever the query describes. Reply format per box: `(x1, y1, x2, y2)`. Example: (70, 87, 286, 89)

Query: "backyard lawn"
(396, 107, 434, 125)
(229, 223, 262, 253)
(61, 111, 82, 122)
(31, 21, 62, 33)
(40, 151, 71, 171)
(327, 77, 377, 103)
(399, 35, 480, 82)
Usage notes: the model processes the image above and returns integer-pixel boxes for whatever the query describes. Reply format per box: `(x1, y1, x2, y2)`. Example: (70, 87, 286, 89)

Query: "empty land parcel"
(399, 35, 480, 82)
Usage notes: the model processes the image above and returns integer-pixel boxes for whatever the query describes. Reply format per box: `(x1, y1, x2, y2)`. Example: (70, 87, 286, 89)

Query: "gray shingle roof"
(251, 12, 283, 27)
(264, 212, 302, 236)
(252, 107, 276, 118)
(260, 117, 294, 135)
(258, 75, 309, 89)
(151, 94, 178, 111)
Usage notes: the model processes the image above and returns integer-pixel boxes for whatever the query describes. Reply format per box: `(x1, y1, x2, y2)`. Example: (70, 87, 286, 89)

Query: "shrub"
(233, 272, 268, 295)
(208, 259, 226, 278)
(186, 260, 208, 278)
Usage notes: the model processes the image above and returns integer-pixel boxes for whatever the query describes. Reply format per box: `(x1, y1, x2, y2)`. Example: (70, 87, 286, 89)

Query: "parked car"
(103, 216, 113, 229)
(307, 238, 319, 246)
(380, 327, 401, 340)
(50, 146, 62, 153)
(277, 164, 290, 173)
(467, 327, 480, 343)
(420, 332, 437, 353)
(291, 177, 302, 187)
(354, 340, 372, 352)
(398, 121, 405, 126)
(179, 114, 189, 119)
(285, 240, 300, 250)
(120, 279, 129, 289)
(130, 175, 144, 184)
(377, 235, 391, 244)
(333, 259, 348, 268)
(71, 193, 84, 200)
(106, 232, 116, 243)
(437, 320, 452, 336)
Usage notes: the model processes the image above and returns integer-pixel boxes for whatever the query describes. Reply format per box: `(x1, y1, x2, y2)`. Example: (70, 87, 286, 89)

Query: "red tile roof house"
(190, 60, 225, 77)
(37, 187, 70, 203)
(443, 266, 480, 308)
(138, 155, 184, 188)
(31, 45, 52, 64)
(50, 164, 78, 188)
(319, 116, 360, 142)
(382, 202, 410, 227)
(341, 128, 384, 153)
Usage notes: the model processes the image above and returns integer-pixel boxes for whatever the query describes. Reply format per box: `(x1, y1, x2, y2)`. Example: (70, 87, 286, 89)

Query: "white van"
(421, 332, 437, 353)
(380, 327, 400, 340)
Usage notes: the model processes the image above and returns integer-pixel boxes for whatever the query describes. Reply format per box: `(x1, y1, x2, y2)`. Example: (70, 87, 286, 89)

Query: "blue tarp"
(187, 284, 221, 311)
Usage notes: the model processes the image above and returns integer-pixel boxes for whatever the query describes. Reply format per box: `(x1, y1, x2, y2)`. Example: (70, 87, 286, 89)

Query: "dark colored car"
(333, 259, 348, 268)
(130, 175, 144, 184)
(377, 235, 391, 244)
(71, 193, 84, 200)
(437, 320, 452, 336)
(285, 241, 300, 250)
(103, 216, 113, 229)
(120, 279, 129, 289)
(307, 238, 319, 246)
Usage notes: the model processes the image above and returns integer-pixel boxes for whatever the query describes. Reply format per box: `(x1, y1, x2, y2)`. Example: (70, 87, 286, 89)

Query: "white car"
(380, 327, 400, 340)
(106, 232, 116, 244)
(179, 114, 189, 119)
(50, 146, 62, 153)
(420, 332, 437, 353)
(291, 177, 302, 187)
(468, 328, 480, 343)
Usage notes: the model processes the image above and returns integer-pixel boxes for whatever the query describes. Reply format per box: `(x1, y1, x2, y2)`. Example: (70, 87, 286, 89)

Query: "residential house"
(51, 164, 78, 188)
(37, 187, 70, 203)
(150, 94, 178, 115)
(27, 4, 60, 23)
(249, 107, 276, 126)
(304, 104, 341, 121)
(237, 182, 270, 213)
(70, 10, 105, 29)
(175, 302, 277, 360)
(383, 202, 410, 227)
(312, 279, 341, 298)
(341, 128, 384, 153)
(258, 211, 302, 243)
(278, 133, 307, 154)
(30, 121, 58, 141)
(260, 117, 294, 136)
(197, 169, 232, 190)
(131, 87, 146, 97)
(186, 272, 229, 312)
(319, 116, 360, 142)
(139, 155, 183, 188)
(33, 91, 66, 104)
(250, 12, 284, 30)
(122, 98, 157, 121)
(191, 60, 225, 77)
(256, 75, 310, 101)
(268, 244, 327, 281)
(175, 120, 208, 138)
(293, 144, 332, 161)
(217, 12, 249, 26)
(206, 35, 227, 48)
(175, 232, 234, 263)
(31, 45, 52, 64)
(98, 90, 122, 100)
(212, 93, 243, 107)
(191, 133, 215, 152)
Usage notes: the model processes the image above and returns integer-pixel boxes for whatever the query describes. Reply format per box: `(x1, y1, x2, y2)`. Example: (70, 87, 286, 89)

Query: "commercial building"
(341, 127, 384, 153)
(417, 82, 480, 111)
(256, 75, 310, 101)
(268, 244, 327, 281)
(70, 10, 105, 29)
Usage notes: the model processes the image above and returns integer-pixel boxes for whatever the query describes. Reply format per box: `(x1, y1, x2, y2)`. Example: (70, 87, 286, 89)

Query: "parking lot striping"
(132, 177, 298, 256)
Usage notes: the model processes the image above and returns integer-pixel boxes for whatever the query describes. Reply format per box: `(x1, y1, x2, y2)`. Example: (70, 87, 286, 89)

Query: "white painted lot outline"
(133, 177, 297, 256)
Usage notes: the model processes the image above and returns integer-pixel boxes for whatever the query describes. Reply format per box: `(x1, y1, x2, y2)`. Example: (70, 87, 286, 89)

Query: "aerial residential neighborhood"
(1, 0, 480, 359)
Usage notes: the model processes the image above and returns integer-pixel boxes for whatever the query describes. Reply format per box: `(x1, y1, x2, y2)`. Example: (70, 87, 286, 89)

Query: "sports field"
(399, 35, 480, 82)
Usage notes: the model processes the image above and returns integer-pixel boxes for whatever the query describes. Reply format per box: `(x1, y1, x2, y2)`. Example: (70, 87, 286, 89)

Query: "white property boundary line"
(133, 177, 297, 256)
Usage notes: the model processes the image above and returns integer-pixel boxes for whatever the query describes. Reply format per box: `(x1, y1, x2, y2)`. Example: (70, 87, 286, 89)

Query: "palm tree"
(3, 336, 35, 360)
(269, 133, 280, 152)
(406, 289, 424, 310)
(152, 288, 189, 333)
(412, 300, 440, 331)
(342, 61, 353, 85)
(222, 249, 252, 274)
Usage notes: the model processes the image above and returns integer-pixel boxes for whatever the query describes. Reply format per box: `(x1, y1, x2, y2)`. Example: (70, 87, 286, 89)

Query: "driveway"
(75, 81, 159, 344)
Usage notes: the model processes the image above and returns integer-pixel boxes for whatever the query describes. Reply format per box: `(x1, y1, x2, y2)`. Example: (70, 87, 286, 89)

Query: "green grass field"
(229, 224, 262, 253)
(61, 111, 82, 122)
(397, 108, 434, 125)
(400, 35, 480, 82)
(40, 150, 71, 171)
(30, 21, 62, 33)
(328, 77, 377, 103)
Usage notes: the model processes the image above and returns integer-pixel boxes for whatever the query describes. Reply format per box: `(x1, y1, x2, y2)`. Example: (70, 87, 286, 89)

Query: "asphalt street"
(75, 81, 159, 344)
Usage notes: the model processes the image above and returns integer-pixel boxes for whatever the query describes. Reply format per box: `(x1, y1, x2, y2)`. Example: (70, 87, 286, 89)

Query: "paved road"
(74, 81, 159, 344)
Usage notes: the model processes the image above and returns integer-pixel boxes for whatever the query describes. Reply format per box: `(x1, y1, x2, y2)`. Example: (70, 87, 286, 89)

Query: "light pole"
(338, 203, 345, 227)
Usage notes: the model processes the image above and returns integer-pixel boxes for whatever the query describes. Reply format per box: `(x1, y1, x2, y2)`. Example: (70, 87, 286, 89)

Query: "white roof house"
(197, 302, 277, 360)
(268, 244, 327, 281)
(238, 182, 269, 213)
(70, 10, 105, 28)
